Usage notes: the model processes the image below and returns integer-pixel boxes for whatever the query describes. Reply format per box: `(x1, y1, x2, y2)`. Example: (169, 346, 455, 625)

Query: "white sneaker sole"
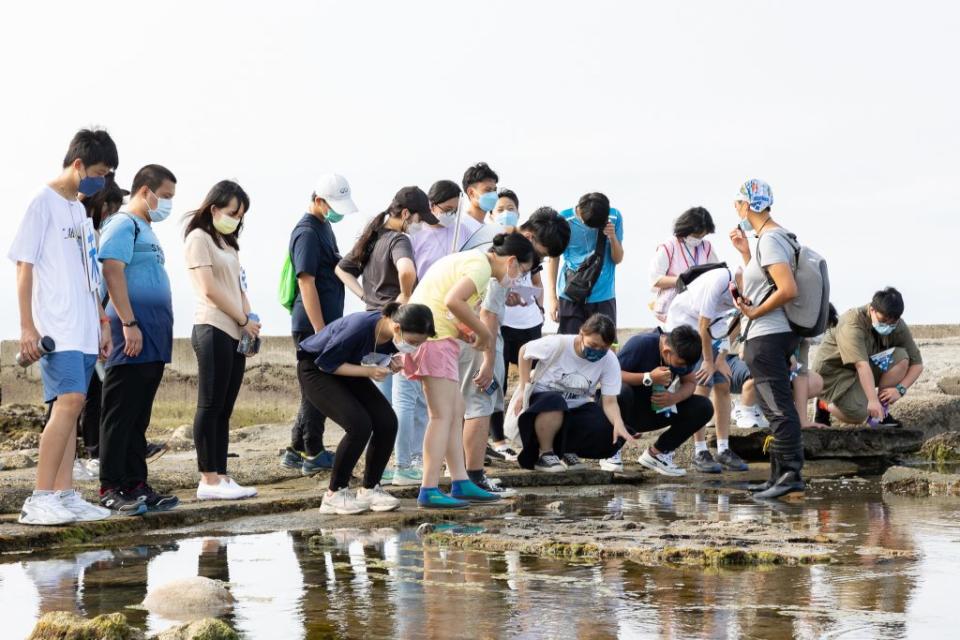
(367, 502, 400, 512)
(534, 465, 566, 473)
(638, 456, 687, 477)
(562, 463, 588, 471)
(319, 505, 368, 515)
(391, 476, 422, 487)
(18, 514, 77, 526)
(599, 462, 624, 472)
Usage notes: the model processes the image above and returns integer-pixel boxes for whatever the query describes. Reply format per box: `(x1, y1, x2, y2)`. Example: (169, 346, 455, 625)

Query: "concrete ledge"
(711, 426, 924, 460)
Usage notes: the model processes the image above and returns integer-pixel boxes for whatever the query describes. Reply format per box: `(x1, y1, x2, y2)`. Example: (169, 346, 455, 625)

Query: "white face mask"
(393, 330, 419, 354)
(406, 221, 425, 235)
(436, 212, 456, 227)
(499, 259, 521, 288)
(683, 236, 704, 249)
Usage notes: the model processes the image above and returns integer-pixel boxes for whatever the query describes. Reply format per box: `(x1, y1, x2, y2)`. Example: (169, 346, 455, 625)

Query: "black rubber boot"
(753, 451, 805, 500)
(747, 452, 778, 493)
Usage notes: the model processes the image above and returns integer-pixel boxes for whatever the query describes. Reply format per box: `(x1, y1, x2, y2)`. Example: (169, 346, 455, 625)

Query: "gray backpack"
(752, 230, 831, 338)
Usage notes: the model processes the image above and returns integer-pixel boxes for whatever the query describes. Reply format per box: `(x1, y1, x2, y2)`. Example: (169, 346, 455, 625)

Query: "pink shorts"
(403, 338, 461, 383)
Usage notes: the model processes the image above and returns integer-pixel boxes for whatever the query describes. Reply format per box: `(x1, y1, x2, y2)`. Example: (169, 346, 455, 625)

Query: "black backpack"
(563, 231, 606, 304)
(674, 261, 728, 294)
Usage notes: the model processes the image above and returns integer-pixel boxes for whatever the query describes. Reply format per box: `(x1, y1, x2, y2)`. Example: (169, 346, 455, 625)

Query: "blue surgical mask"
(738, 217, 753, 233)
(582, 345, 608, 363)
(326, 209, 344, 223)
(78, 175, 106, 197)
(478, 191, 499, 213)
(148, 198, 173, 222)
(496, 210, 519, 227)
(873, 322, 896, 336)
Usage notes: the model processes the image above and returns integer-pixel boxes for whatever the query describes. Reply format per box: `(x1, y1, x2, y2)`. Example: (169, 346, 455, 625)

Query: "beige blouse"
(184, 228, 243, 340)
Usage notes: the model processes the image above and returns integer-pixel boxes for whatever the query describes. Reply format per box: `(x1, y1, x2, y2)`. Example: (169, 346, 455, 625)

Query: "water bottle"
(651, 384, 666, 412)
(16, 336, 56, 367)
(238, 313, 260, 355)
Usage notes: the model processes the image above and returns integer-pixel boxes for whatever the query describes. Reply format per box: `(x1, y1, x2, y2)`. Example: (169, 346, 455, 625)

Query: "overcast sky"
(2, 0, 958, 340)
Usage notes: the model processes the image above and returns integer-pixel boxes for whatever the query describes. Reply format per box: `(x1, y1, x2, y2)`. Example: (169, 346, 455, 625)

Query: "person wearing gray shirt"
(728, 179, 805, 500)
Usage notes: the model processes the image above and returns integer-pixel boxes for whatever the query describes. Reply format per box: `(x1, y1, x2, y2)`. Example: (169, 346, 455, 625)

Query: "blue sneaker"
(380, 467, 395, 486)
(417, 487, 469, 509)
(302, 450, 335, 476)
(280, 447, 304, 470)
(450, 479, 501, 503)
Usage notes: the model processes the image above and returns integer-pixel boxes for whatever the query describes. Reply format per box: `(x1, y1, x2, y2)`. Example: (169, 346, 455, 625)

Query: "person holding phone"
(298, 302, 435, 515)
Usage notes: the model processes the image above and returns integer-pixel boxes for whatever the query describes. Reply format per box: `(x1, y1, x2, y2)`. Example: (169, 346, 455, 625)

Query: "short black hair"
(63, 128, 119, 170)
(576, 192, 610, 229)
(428, 179, 461, 205)
(871, 287, 905, 320)
(461, 162, 498, 192)
(673, 206, 715, 238)
(382, 302, 436, 338)
(667, 325, 702, 365)
(581, 313, 617, 346)
(497, 188, 519, 208)
(828, 303, 839, 328)
(519, 206, 571, 257)
(131, 164, 177, 197)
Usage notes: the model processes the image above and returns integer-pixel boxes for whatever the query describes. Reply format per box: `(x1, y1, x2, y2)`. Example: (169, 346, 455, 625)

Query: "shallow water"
(2, 479, 959, 640)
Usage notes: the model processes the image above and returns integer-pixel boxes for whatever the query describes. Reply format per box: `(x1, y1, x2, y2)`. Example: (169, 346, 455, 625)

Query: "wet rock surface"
(711, 426, 924, 460)
(27, 611, 144, 640)
(881, 466, 960, 497)
(142, 576, 235, 620)
(919, 431, 960, 462)
(424, 514, 837, 566)
(152, 619, 239, 640)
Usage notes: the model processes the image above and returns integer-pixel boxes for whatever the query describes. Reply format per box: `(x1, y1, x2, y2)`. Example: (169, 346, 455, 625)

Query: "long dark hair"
(83, 172, 127, 230)
(183, 180, 250, 250)
(346, 200, 405, 270)
(382, 301, 436, 337)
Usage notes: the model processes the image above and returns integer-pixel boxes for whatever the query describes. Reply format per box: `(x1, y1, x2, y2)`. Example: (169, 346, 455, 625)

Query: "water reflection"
(1, 481, 957, 639)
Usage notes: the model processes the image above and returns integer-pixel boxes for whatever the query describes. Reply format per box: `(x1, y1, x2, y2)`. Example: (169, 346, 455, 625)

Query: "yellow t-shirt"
(410, 250, 491, 340)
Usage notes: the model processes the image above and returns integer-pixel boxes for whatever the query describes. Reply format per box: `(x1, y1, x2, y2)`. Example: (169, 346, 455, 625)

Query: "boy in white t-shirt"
(8, 129, 121, 526)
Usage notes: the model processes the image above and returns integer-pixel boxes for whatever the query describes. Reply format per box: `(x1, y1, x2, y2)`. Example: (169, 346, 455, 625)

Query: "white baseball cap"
(314, 173, 358, 215)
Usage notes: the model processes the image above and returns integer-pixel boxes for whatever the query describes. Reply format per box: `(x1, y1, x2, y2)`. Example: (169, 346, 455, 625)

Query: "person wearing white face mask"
(97, 164, 180, 514)
(648, 206, 719, 328)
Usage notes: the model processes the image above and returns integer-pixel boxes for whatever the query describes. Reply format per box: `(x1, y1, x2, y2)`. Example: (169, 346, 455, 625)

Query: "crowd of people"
(9, 128, 924, 525)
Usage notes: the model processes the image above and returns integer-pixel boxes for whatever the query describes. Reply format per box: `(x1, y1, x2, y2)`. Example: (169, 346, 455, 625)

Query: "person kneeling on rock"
(813, 287, 923, 428)
(616, 325, 715, 477)
(298, 302, 435, 515)
(513, 313, 638, 473)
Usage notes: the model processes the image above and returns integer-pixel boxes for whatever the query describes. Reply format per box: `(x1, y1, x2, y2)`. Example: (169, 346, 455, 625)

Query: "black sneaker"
(474, 471, 518, 497)
(485, 444, 506, 461)
(878, 414, 902, 428)
(145, 442, 169, 464)
(561, 453, 587, 470)
(99, 489, 147, 516)
(814, 402, 832, 426)
(129, 483, 179, 511)
(534, 452, 565, 473)
(692, 450, 723, 474)
(716, 449, 749, 472)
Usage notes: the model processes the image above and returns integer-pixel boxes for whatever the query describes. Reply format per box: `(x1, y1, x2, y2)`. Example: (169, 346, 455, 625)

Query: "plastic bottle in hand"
(238, 313, 260, 355)
(16, 336, 55, 367)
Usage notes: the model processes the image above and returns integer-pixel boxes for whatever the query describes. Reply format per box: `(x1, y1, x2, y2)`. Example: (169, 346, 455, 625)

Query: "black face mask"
(670, 364, 695, 377)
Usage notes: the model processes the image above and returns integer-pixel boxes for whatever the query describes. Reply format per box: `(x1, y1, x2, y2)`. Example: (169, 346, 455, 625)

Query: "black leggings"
(490, 324, 543, 442)
(297, 358, 398, 491)
(79, 373, 102, 457)
(617, 385, 713, 454)
(192, 324, 246, 474)
(292, 332, 327, 455)
(743, 332, 803, 466)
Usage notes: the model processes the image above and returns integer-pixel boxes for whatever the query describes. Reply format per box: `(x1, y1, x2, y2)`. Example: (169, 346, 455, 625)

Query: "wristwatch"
(642, 372, 653, 387)
(121, 319, 139, 328)
(896, 383, 907, 396)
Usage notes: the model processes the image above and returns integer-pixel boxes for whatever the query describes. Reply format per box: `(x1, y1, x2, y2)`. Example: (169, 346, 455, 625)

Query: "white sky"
(1, 0, 958, 340)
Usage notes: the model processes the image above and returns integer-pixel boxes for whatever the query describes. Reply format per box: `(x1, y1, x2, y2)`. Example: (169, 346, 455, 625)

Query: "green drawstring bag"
(278, 253, 297, 312)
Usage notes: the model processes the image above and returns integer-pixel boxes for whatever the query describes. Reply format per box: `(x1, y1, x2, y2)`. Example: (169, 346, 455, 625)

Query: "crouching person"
(616, 325, 714, 477)
(299, 302, 435, 515)
(515, 314, 637, 472)
(814, 287, 923, 427)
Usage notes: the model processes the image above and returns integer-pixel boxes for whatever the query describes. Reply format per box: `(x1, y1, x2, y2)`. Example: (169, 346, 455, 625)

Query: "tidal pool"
(2, 478, 958, 639)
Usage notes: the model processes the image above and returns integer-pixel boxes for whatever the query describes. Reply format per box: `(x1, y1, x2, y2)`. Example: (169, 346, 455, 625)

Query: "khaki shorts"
(824, 347, 909, 422)
(458, 337, 506, 419)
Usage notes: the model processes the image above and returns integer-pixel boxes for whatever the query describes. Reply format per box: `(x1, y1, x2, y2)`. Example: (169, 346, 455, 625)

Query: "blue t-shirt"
(97, 213, 173, 366)
(556, 207, 623, 304)
(298, 311, 398, 373)
(290, 214, 345, 335)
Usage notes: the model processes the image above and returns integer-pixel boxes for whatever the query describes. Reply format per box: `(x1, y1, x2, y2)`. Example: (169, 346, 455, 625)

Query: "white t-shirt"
(524, 334, 622, 408)
(8, 186, 101, 354)
(665, 267, 735, 338)
(503, 271, 544, 329)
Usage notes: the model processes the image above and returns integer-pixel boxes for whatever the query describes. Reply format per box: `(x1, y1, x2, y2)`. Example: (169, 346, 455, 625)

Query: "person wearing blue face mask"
(814, 287, 924, 428)
(615, 325, 714, 477)
(513, 313, 637, 473)
(280, 173, 359, 476)
(97, 164, 179, 514)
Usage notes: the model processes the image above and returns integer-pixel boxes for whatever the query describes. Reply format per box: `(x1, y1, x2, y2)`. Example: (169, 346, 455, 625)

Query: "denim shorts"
(697, 352, 752, 394)
(39, 351, 97, 403)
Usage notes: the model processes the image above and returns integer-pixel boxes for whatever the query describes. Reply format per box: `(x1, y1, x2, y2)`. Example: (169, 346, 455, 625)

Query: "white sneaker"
(18, 493, 77, 525)
(196, 479, 248, 501)
(638, 449, 687, 477)
(754, 406, 770, 429)
(600, 450, 624, 472)
(57, 489, 111, 522)
(356, 485, 400, 512)
(734, 404, 761, 429)
(319, 488, 369, 515)
(72, 459, 97, 482)
(225, 477, 257, 498)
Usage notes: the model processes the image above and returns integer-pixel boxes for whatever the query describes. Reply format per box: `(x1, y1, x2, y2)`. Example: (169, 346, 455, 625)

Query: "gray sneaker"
(692, 450, 723, 474)
(716, 448, 749, 472)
